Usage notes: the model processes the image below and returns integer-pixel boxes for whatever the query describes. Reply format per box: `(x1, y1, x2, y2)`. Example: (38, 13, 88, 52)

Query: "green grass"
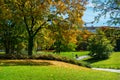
(0, 52, 5, 54)
(37, 51, 89, 59)
(87, 52, 120, 69)
(59, 51, 89, 58)
(1, 51, 89, 59)
(0, 62, 119, 80)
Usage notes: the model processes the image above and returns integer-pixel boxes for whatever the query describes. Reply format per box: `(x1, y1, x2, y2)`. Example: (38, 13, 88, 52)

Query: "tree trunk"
(28, 36, 34, 56)
(4, 38, 15, 54)
(5, 46, 10, 54)
(3, 37, 10, 54)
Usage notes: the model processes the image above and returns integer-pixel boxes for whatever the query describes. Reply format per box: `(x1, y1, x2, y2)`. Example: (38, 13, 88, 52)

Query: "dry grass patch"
(0, 59, 90, 70)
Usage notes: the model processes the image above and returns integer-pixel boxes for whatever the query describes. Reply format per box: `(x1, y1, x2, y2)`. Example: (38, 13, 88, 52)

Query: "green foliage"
(76, 30, 93, 51)
(88, 30, 113, 59)
(66, 43, 77, 51)
(76, 40, 88, 51)
(53, 40, 63, 53)
(54, 42, 77, 53)
(100, 27, 120, 51)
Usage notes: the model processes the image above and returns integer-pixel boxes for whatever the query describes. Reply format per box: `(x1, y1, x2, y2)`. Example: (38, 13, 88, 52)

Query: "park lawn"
(37, 51, 89, 59)
(59, 51, 89, 59)
(90, 52, 120, 69)
(0, 52, 5, 54)
(0, 60, 119, 80)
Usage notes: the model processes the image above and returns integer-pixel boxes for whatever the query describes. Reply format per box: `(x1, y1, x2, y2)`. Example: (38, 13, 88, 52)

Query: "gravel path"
(92, 68, 120, 73)
(76, 55, 89, 60)
(76, 55, 120, 73)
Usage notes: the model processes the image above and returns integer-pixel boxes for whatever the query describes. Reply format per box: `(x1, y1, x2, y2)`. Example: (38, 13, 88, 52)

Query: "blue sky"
(82, 0, 120, 27)
(82, 1, 110, 27)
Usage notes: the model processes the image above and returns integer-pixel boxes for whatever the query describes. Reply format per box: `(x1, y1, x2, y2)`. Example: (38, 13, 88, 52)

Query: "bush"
(53, 41, 77, 53)
(88, 30, 113, 59)
(0, 54, 29, 59)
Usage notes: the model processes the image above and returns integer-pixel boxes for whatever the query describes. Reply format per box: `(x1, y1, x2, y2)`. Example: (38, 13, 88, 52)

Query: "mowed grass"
(0, 51, 89, 59)
(0, 60, 119, 80)
(37, 51, 89, 59)
(0, 52, 5, 54)
(90, 52, 120, 69)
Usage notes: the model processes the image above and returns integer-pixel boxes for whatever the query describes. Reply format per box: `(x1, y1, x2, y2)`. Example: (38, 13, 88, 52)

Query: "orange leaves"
(47, 0, 52, 5)
(75, 17, 83, 23)
(56, 1, 67, 13)
(62, 30, 78, 44)
(78, 30, 93, 40)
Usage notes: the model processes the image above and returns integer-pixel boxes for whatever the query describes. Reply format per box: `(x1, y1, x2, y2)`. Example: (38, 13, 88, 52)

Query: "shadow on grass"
(83, 58, 107, 64)
(0, 60, 52, 66)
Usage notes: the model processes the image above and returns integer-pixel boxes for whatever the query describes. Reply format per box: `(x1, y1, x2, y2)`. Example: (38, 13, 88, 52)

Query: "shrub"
(88, 30, 113, 59)
(0, 54, 28, 59)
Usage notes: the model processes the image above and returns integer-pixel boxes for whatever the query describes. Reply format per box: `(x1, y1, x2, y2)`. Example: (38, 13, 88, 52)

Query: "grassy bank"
(0, 60, 119, 80)
(85, 52, 120, 69)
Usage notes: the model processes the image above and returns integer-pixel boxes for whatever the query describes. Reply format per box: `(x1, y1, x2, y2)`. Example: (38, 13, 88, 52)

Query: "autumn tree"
(5, 0, 87, 55)
(92, 0, 120, 25)
(47, 16, 83, 53)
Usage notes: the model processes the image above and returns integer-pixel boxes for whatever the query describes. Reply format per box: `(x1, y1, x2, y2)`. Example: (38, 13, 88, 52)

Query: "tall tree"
(6, 0, 87, 55)
(92, 0, 120, 25)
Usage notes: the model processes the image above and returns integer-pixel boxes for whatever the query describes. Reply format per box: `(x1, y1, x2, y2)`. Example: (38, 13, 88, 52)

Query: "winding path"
(76, 55, 120, 73)
(76, 55, 89, 60)
(92, 68, 120, 73)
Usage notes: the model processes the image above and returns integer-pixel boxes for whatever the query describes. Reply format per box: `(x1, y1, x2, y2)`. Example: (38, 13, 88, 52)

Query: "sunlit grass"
(0, 60, 119, 80)
(37, 51, 89, 59)
(0, 52, 5, 54)
(90, 52, 120, 69)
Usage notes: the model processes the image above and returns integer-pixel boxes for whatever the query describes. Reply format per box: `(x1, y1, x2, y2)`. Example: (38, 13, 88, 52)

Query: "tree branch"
(33, 21, 46, 37)
(23, 17, 31, 36)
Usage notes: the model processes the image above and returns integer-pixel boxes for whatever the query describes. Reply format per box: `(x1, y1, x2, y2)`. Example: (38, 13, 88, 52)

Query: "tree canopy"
(0, 0, 87, 55)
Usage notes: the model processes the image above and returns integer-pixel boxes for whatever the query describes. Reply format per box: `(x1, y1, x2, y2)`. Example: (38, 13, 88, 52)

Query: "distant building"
(83, 26, 120, 32)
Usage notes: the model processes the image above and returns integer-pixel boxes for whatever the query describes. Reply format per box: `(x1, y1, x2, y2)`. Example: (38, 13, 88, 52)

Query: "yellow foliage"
(62, 30, 79, 44)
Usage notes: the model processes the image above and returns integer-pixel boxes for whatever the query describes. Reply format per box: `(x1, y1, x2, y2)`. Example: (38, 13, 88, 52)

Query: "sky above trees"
(82, 0, 120, 27)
